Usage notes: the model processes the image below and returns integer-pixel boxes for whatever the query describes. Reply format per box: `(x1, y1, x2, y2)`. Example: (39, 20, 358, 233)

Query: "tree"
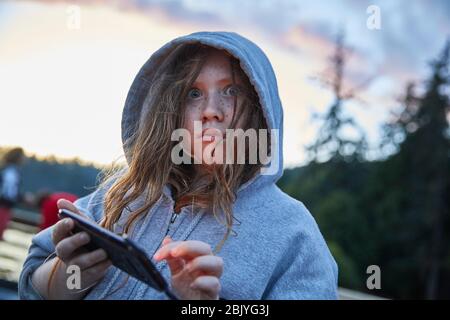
(379, 39, 450, 299)
(307, 30, 369, 163)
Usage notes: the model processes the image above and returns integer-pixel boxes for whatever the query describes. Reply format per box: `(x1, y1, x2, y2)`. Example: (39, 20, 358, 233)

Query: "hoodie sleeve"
(261, 203, 339, 300)
(18, 189, 105, 300)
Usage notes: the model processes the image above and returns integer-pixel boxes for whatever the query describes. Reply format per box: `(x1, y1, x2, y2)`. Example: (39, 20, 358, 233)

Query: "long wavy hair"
(96, 43, 269, 253)
(47, 43, 272, 299)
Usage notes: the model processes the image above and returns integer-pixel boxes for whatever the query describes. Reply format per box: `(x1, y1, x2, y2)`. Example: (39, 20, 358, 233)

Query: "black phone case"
(58, 208, 169, 292)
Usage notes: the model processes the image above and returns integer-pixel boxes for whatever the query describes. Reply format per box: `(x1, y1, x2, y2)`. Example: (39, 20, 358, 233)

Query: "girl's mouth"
(202, 135, 216, 142)
(201, 128, 224, 142)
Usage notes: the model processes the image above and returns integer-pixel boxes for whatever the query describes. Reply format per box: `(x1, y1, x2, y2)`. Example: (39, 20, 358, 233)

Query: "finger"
(162, 236, 172, 246)
(158, 236, 186, 274)
(57, 199, 88, 219)
(186, 255, 224, 278)
(165, 256, 186, 276)
(190, 275, 221, 298)
(169, 241, 213, 260)
(55, 232, 90, 262)
(153, 240, 184, 261)
(69, 249, 108, 271)
(82, 259, 112, 286)
(52, 218, 74, 245)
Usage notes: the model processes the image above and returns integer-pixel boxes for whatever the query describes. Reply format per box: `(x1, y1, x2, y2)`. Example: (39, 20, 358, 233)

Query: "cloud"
(2, 0, 449, 166)
(19, 0, 449, 80)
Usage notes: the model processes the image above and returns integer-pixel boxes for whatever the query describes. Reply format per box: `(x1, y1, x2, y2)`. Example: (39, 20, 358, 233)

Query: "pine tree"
(307, 30, 368, 163)
(383, 39, 450, 299)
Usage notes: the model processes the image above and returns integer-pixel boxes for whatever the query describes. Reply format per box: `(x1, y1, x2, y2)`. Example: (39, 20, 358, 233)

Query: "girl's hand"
(153, 236, 223, 300)
(52, 199, 112, 292)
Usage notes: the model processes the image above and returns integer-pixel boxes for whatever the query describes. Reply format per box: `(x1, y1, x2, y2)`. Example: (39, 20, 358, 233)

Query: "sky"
(1, 0, 449, 167)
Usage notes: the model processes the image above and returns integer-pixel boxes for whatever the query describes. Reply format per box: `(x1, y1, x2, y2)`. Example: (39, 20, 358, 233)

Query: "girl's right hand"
(51, 199, 112, 293)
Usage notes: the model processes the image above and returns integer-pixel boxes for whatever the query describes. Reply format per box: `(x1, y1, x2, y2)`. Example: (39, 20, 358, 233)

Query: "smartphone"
(58, 208, 178, 299)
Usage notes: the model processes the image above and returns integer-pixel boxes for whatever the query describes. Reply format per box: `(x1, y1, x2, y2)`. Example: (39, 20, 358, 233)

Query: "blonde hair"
(99, 43, 269, 253)
(46, 44, 270, 299)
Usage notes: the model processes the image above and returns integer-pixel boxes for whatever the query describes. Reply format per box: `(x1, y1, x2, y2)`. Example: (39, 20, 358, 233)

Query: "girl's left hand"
(153, 236, 224, 300)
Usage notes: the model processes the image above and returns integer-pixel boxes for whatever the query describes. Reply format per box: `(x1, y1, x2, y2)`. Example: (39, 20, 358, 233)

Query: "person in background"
(0, 147, 25, 240)
(36, 191, 78, 231)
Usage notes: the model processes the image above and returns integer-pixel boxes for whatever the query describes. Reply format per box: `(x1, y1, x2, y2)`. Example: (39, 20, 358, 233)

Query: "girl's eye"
(187, 88, 202, 99)
(224, 85, 240, 97)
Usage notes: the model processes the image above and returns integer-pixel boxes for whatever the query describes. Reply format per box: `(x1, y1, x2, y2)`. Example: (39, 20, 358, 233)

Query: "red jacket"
(40, 192, 78, 231)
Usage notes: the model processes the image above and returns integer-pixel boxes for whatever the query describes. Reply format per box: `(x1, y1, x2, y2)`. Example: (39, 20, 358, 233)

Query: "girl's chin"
(191, 162, 222, 174)
(191, 157, 223, 166)
(184, 141, 229, 166)
(191, 151, 226, 167)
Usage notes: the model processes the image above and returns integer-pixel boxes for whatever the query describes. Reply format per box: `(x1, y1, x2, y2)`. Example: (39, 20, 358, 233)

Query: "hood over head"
(121, 31, 284, 192)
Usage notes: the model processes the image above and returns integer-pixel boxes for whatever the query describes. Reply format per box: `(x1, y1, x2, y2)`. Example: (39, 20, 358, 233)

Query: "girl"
(19, 31, 338, 300)
(0, 147, 25, 240)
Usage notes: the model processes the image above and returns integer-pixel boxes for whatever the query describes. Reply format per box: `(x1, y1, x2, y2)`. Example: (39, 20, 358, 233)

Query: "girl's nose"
(201, 94, 224, 123)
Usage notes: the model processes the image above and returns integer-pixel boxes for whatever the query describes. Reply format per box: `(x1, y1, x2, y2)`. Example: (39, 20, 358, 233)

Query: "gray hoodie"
(18, 31, 338, 300)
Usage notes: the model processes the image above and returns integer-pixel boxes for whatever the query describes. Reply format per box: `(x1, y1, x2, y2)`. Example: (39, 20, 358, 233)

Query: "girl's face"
(182, 51, 247, 166)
